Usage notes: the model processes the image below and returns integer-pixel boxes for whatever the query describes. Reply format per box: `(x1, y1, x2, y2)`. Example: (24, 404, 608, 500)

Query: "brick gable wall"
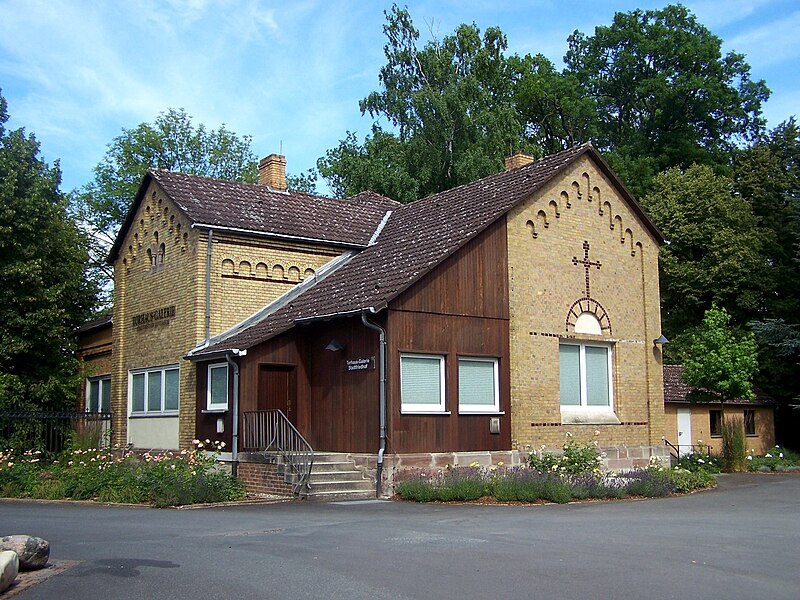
(506, 155, 665, 453)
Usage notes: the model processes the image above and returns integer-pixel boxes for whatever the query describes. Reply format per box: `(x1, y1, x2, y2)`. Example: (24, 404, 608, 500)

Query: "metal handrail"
(664, 439, 713, 459)
(241, 410, 314, 496)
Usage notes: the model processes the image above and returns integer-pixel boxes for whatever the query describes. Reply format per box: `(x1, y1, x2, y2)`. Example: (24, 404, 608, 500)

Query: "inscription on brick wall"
(131, 305, 176, 330)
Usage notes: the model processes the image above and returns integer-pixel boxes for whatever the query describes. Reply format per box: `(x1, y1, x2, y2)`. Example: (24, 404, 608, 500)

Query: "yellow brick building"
(79, 144, 670, 487)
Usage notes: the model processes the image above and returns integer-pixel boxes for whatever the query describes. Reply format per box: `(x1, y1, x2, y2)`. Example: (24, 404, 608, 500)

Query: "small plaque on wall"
(344, 357, 375, 372)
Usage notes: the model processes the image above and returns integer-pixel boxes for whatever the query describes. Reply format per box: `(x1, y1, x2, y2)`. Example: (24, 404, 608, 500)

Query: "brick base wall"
(236, 461, 293, 497)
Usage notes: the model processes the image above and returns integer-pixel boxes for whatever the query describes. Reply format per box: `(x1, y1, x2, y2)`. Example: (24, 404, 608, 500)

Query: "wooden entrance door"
(258, 365, 296, 423)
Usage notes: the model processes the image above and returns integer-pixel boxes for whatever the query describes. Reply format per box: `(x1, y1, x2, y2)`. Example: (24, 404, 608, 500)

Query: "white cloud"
(727, 11, 800, 68)
(688, 0, 775, 28)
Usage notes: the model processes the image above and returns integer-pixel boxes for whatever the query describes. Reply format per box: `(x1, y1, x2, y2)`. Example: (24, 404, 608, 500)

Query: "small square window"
(400, 354, 446, 413)
(458, 357, 500, 413)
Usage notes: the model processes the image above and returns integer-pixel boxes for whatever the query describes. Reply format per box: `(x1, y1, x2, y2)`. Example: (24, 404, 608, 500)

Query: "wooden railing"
(241, 410, 314, 496)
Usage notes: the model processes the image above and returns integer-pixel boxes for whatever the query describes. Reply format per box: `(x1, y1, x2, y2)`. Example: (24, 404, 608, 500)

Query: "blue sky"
(1, 0, 798, 195)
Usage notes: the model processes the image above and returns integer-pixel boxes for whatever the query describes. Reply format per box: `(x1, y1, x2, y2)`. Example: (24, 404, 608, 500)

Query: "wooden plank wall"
(387, 217, 512, 453)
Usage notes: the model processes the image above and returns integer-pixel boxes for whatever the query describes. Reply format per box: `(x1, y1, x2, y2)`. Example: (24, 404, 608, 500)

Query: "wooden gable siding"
(391, 217, 509, 318)
(386, 217, 512, 453)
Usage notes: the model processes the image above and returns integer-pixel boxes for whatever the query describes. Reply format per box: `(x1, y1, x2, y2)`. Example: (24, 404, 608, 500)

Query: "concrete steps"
(305, 453, 375, 501)
(268, 451, 376, 501)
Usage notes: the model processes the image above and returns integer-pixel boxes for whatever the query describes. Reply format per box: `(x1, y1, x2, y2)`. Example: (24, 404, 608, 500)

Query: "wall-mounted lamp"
(325, 339, 345, 352)
(653, 334, 669, 346)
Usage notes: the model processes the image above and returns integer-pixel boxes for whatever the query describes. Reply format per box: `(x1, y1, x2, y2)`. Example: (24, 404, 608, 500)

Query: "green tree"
(683, 305, 759, 404)
(565, 4, 770, 197)
(82, 108, 259, 233)
(641, 164, 769, 350)
(683, 305, 758, 471)
(318, 4, 526, 202)
(736, 120, 800, 447)
(0, 92, 97, 410)
(510, 53, 597, 155)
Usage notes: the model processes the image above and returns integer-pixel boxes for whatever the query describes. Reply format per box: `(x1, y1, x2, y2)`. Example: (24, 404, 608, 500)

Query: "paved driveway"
(1, 473, 798, 600)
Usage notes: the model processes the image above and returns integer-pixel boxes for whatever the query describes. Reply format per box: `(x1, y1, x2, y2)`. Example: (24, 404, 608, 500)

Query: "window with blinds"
(559, 343, 613, 410)
(86, 376, 111, 413)
(400, 354, 446, 413)
(458, 357, 499, 413)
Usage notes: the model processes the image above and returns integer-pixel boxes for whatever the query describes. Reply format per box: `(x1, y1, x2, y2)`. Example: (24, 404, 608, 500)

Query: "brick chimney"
(258, 153, 287, 190)
(504, 152, 535, 171)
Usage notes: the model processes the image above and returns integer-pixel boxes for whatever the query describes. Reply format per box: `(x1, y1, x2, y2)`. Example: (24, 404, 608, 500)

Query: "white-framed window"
(86, 376, 111, 413)
(458, 357, 500, 413)
(559, 343, 613, 410)
(207, 363, 229, 411)
(129, 365, 179, 416)
(400, 353, 446, 413)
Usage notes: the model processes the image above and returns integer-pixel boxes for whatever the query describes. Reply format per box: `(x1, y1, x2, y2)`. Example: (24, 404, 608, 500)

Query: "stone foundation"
(350, 445, 670, 497)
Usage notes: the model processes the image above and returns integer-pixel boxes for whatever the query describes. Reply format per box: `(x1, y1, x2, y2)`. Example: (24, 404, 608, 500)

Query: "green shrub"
(0, 441, 245, 506)
(528, 438, 602, 476)
(396, 478, 438, 502)
(721, 417, 747, 472)
(541, 479, 571, 503)
(673, 452, 720, 473)
(668, 468, 716, 493)
(746, 446, 800, 472)
(622, 468, 675, 497)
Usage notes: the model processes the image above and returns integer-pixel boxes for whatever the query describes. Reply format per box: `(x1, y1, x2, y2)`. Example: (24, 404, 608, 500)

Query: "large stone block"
(0, 535, 49, 570)
(0, 551, 18, 593)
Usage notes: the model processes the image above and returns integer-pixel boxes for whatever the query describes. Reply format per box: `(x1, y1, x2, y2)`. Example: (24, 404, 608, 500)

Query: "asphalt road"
(1, 473, 798, 600)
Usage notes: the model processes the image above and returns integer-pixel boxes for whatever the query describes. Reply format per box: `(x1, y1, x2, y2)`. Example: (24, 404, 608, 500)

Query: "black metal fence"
(0, 410, 112, 454)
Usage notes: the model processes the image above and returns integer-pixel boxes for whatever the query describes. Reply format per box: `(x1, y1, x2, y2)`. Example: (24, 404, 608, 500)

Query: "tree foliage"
(510, 53, 597, 155)
(565, 4, 769, 196)
(318, 4, 526, 202)
(682, 305, 758, 405)
(641, 164, 769, 343)
(320, 4, 768, 204)
(81, 108, 259, 234)
(736, 119, 800, 422)
(76, 108, 306, 303)
(0, 92, 97, 410)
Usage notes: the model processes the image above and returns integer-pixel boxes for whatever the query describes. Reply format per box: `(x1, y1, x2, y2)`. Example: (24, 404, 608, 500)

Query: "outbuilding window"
(744, 409, 756, 436)
(86, 376, 111, 413)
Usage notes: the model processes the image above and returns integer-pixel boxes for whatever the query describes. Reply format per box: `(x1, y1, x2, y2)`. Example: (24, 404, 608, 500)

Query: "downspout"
(205, 229, 213, 344)
(361, 310, 387, 498)
(225, 352, 240, 477)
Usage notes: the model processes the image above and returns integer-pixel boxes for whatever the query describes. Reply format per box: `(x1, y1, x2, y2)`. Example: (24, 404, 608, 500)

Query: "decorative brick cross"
(572, 240, 601, 298)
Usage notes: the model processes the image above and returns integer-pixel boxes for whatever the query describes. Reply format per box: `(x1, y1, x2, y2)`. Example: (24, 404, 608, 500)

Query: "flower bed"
(0, 440, 245, 507)
(396, 440, 715, 503)
(747, 446, 800, 472)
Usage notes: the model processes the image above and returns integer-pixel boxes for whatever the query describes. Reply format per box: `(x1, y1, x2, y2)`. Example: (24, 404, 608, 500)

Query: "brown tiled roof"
(663, 364, 774, 405)
(73, 314, 112, 336)
(193, 143, 662, 357)
(108, 172, 400, 261)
